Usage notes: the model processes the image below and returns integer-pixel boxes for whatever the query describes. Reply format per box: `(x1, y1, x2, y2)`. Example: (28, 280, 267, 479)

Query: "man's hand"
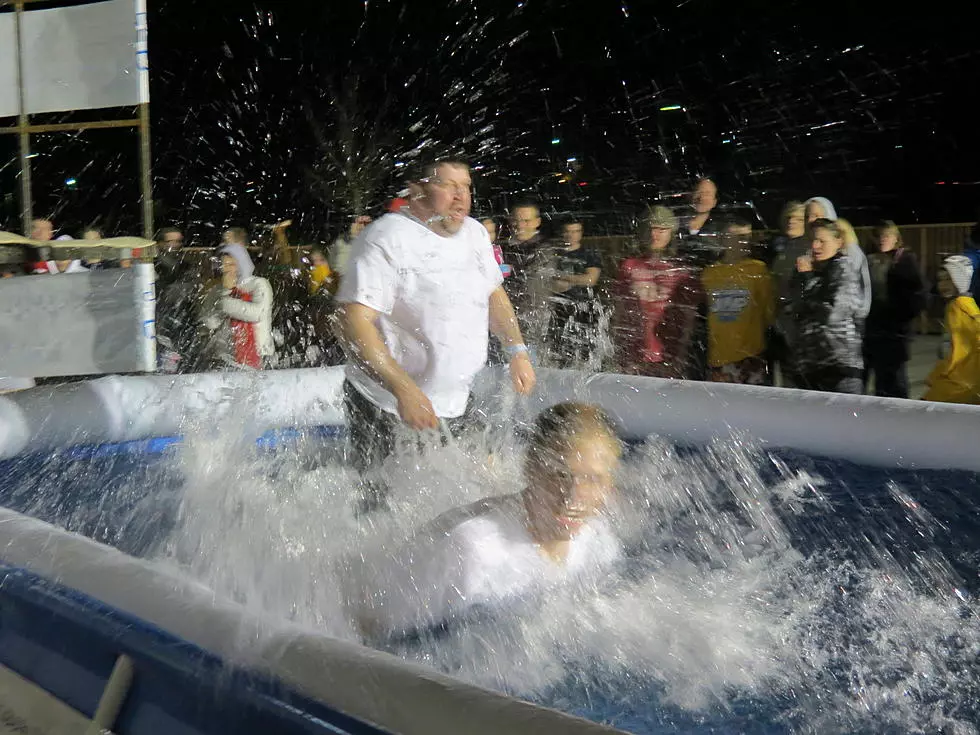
(393, 382, 439, 430)
(510, 352, 536, 395)
(796, 255, 813, 273)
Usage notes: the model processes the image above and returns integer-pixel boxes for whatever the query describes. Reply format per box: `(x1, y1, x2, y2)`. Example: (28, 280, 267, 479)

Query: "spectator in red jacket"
(614, 205, 705, 378)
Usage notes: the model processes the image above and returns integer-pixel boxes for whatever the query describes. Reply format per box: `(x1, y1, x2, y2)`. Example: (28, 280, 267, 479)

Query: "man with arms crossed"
(336, 159, 536, 509)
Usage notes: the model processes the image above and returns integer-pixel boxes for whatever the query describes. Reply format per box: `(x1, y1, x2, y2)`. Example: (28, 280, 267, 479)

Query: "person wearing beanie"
(804, 197, 838, 223)
(200, 241, 275, 369)
(923, 255, 980, 404)
(614, 204, 705, 378)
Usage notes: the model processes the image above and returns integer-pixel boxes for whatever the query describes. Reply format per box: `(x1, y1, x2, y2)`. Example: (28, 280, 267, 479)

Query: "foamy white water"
(156, 410, 980, 735)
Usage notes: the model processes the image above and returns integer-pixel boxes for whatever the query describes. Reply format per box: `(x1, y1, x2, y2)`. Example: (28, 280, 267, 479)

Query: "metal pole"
(138, 102, 153, 238)
(14, 0, 33, 234)
(136, 1, 152, 238)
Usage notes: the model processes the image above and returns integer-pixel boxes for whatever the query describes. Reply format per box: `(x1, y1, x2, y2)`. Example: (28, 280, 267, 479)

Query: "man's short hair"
(512, 201, 540, 215)
(154, 226, 182, 243)
(225, 227, 249, 244)
(406, 158, 469, 185)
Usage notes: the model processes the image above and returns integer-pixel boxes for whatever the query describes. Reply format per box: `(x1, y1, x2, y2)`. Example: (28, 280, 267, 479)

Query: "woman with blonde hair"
(792, 219, 864, 393)
(804, 198, 871, 325)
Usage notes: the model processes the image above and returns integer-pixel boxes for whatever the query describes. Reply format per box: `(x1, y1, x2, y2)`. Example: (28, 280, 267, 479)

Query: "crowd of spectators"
(5, 175, 980, 405)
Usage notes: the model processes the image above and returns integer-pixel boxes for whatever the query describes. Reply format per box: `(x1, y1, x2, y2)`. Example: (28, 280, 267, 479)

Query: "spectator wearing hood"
(960, 221, 980, 297)
(804, 197, 871, 325)
(863, 221, 926, 398)
(791, 219, 864, 394)
(923, 256, 980, 404)
(201, 241, 275, 369)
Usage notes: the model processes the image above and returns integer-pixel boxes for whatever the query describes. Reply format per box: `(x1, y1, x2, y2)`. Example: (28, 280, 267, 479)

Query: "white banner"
(0, 0, 146, 118)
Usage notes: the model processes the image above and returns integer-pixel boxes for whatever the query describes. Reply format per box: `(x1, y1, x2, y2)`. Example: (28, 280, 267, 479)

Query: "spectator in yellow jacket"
(923, 255, 980, 404)
(309, 248, 335, 295)
(701, 218, 774, 384)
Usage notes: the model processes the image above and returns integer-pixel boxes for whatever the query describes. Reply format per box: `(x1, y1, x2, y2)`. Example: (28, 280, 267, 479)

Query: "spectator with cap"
(922, 255, 980, 404)
(614, 205, 704, 378)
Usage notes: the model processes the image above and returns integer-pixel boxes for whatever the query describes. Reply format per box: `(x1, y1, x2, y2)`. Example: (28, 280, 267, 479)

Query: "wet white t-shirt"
(351, 494, 623, 636)
(337, 212, 504, 418)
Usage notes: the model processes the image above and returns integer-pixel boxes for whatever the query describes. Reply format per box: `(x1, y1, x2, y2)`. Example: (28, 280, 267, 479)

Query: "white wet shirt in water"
(350, 494, 622, 637)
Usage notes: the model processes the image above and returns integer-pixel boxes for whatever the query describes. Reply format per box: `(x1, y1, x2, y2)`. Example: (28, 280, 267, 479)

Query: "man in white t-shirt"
(347, 402, 623, 638)
(336, 159, 535, 509)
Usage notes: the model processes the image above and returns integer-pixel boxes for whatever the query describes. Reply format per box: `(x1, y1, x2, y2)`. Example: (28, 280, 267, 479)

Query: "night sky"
(1, 0, 978, 242)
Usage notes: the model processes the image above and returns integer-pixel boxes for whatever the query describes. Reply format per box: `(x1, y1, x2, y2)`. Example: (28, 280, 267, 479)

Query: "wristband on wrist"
(504, 344, 529, 358)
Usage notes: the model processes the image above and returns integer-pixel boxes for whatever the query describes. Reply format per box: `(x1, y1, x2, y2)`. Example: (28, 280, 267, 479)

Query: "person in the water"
(348, 402, 623, 638)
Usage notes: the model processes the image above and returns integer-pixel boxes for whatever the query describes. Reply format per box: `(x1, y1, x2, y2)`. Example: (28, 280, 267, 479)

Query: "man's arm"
(488, 286, 524, 348)
(335, 303, 438, 429)
(488, 286, 536, 394)
(554, 268, 601, 292)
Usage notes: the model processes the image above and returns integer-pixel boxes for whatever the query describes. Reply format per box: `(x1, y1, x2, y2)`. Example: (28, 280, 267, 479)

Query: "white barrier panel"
(1, 365, 979, 471)
(0, 263, 156, 378)
(0, 507, 620, 735)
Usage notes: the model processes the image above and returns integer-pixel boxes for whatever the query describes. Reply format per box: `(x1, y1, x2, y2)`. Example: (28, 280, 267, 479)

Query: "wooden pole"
(138, 103, 153, 238)
(14, 0, 32, 234)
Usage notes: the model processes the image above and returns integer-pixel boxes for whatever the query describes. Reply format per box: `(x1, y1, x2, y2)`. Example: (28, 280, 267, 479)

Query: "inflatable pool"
(2, 367, 979, 734)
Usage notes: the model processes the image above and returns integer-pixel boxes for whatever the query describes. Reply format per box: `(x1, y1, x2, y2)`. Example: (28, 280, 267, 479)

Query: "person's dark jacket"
(155, 253, 206, 372)
(676, 212, 722, 266)
(792, 251, 863, 374)
(864, 249, 926, 358)
(499, 232, 552, 346)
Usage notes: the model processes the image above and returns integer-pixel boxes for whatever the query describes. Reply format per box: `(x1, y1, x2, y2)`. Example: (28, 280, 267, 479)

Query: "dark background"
(1, 0, 978, 242)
